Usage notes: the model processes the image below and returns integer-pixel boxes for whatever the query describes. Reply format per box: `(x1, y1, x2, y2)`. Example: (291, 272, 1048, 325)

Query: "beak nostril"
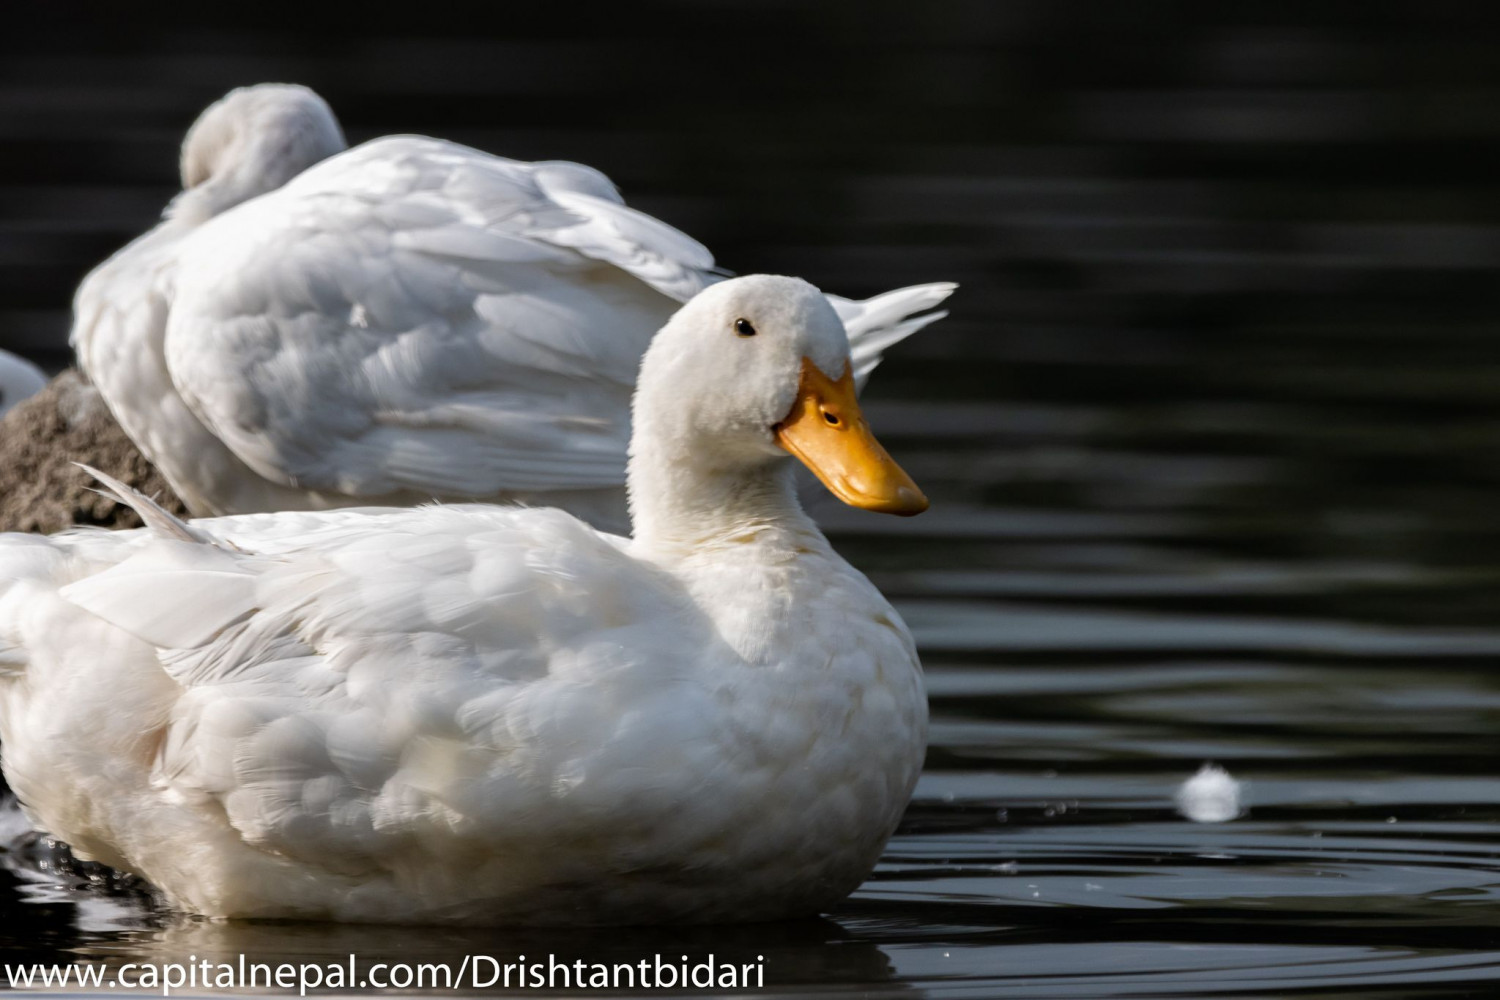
(776, 357, 926, 518)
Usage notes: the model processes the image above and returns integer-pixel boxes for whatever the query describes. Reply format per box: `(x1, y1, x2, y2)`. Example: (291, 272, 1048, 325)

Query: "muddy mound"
(0, 369, 188, 533)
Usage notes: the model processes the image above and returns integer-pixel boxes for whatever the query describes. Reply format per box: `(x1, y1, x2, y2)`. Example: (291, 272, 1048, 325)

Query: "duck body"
(74, 85, 953, 530)
(1, 275, 928, 925)
(0, 504, 923, 924)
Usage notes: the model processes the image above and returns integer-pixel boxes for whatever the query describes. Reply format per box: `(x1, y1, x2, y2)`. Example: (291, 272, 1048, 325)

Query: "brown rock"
(0, 369, 188, 534)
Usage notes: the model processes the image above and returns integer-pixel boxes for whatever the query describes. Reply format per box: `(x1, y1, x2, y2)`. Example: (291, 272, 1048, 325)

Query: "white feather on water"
(1176, 763, 1245, 823)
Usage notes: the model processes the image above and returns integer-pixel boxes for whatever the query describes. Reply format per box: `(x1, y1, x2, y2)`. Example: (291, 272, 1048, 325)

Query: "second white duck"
(73, 84, 954, 529)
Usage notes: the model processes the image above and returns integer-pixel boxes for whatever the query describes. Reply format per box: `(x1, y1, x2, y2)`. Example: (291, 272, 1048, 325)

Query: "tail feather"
(74, 463, 213, 545)
(826, 282, 957, 388)
(850, 307, 950, 384)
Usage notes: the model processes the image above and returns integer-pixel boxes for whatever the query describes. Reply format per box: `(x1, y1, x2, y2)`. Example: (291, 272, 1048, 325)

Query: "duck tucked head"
(629, 275, 926, 542)
(170, 84, 346, 224)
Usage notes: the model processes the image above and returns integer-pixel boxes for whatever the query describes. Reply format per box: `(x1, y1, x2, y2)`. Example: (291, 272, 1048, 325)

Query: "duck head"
(170, 84, 346, 224)
(631, 274, 927, 522)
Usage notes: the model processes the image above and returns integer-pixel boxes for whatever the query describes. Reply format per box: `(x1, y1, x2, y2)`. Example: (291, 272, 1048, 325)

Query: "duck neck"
(166, 167, 272, 226)
(627, 427, 819, 555)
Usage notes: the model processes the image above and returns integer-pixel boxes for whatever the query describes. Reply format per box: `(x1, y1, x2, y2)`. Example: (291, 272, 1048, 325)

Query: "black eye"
(734, 318, 756, 337)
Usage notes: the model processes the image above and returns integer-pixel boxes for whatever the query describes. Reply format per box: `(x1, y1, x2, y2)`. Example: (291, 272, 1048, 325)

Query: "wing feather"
(163, 137, 711, 500)
(49, 503, 687, 868)
(151, 135, 951, 508)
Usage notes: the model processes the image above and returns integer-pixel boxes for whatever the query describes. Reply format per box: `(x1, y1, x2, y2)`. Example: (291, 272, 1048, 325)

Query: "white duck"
(0, 350, 46, 417)
(73, 83, 953, 529)
(0, 275, 928, 926)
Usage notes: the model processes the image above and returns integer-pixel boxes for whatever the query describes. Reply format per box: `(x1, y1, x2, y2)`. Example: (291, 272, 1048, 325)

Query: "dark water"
(2, 2, 1500, 996)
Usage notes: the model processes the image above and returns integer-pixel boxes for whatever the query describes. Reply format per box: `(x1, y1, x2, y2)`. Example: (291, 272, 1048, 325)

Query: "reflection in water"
(3, 1, 1500, 997)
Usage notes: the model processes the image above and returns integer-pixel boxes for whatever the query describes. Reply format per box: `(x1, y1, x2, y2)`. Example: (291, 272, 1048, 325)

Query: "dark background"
(2, 3, 1500, 996)
(5, 1, 1500, 620)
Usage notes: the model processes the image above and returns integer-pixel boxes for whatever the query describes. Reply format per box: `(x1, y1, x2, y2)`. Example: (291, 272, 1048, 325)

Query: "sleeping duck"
(72, 84, 953, 530)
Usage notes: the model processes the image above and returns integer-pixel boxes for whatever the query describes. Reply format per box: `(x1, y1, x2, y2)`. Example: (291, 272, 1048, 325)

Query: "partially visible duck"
(0, 351, 46, 417)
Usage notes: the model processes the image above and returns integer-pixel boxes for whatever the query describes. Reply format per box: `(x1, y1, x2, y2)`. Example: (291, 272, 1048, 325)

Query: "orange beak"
(774, 359, 928, 516)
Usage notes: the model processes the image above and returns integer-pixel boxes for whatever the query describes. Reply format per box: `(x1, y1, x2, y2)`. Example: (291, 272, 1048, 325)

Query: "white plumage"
(0, 276, 928, 925)
(72, 84, 954, 528)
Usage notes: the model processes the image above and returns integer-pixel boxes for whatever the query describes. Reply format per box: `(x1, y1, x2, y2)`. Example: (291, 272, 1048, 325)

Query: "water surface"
(1, 2, 1498, 996)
